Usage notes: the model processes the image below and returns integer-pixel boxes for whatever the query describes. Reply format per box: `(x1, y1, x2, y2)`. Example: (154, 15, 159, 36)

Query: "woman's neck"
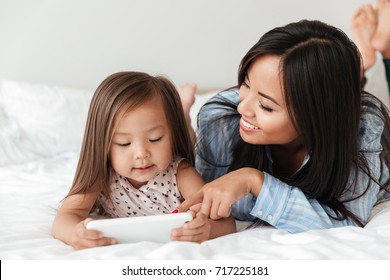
(268, 142, 307, 178)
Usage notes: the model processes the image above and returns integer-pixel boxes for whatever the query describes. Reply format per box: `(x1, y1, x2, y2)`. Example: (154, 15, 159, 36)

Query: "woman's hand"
(175, 168, 264, 220)
(70, 218, 117, 250)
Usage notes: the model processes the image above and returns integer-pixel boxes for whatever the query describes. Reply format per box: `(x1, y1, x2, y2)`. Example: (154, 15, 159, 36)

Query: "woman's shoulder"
(361, 92, 387, 109)
(359, 92, 389, 148)
(360, 92, 388, 125)
(198, 88, 240, 117)
(198, 88, 240, 124)
(211, 87, 240, 102)
(197, 88, 241, 131)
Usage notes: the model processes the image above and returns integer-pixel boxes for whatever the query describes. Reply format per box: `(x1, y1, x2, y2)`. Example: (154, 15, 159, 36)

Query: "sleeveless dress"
(98, 158, 184, 218)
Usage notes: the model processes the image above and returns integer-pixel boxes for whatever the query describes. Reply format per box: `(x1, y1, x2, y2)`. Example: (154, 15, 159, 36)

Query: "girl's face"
(109, 95, 173, 189)
(238, 55, 300, 147)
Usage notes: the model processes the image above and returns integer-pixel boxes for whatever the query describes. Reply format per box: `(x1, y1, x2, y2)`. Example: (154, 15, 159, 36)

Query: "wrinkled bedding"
(1, 79, 389, 259)
(1, 152, 390, 260)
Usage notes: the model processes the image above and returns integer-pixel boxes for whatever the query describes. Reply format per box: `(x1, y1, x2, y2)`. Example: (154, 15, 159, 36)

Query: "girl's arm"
(51, 185, 117, 249)
(173, 161, 236, 242)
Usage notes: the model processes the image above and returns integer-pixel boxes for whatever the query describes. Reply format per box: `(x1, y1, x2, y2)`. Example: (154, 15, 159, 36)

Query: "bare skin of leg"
(372, 0, 390, 58)
(351, 3, 378, 71)
(177, 83, 197, 144)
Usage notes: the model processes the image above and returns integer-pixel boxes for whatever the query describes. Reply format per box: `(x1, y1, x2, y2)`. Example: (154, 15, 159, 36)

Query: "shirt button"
(257, 211, 263, 216)
(267, 215, 273, 221)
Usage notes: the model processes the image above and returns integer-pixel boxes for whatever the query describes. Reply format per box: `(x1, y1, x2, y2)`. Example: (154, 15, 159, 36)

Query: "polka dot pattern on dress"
(98, 158, 184, 217)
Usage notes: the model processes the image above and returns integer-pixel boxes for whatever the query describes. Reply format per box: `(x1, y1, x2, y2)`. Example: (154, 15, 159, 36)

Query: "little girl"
(51, 71, 236, 250)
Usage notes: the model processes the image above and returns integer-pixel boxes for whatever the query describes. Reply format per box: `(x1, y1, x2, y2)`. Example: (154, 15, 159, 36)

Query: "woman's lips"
(240, 118, 260, 132)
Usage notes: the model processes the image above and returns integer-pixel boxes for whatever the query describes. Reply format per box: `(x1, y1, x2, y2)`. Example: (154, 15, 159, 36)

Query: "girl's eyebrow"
(114, 125, 164, 135)
(258, 91, 280, 106)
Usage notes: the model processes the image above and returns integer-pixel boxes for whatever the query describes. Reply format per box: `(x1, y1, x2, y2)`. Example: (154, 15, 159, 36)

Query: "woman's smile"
(240, 118, 260, 132)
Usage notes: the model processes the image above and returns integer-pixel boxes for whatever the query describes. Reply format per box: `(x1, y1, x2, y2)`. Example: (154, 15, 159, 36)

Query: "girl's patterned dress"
(98, 158, 184, 217)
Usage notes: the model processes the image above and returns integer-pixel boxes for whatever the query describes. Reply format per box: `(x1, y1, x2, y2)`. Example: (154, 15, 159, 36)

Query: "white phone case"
(86, 212, 193, 243)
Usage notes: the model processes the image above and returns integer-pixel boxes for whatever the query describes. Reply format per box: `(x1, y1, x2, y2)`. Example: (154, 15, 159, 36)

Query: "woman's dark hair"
(204, 20, 390, 225)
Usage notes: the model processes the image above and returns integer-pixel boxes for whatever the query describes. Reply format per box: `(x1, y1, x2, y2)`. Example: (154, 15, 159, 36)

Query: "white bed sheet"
(1, 82, 390, 260)
(1, 152, 390, 260)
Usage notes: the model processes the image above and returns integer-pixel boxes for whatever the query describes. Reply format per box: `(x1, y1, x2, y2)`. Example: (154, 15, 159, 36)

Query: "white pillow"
(365, 200, 390, 230)
(0, 79, 93, 165)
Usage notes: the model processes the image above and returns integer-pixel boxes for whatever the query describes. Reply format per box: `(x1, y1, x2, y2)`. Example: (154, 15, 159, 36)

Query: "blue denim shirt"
(195, 88, 390, 233)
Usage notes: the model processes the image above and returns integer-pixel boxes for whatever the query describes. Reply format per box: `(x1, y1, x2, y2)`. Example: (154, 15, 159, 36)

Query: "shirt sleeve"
(195, 89, 241, 183)
(248, 173, 355, 233)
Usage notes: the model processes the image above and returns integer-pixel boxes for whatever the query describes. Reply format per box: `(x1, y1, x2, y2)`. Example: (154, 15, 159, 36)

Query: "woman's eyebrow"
(258, 91, 280, 106)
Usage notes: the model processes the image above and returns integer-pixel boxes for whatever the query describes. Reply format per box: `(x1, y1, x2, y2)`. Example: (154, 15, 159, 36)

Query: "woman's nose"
(238, 92, 256, 118)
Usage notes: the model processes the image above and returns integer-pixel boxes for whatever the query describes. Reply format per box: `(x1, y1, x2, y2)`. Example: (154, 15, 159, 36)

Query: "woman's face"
(238, 55, 300, 147)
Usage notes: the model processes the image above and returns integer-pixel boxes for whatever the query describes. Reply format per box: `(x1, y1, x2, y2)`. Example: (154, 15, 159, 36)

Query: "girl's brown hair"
(66, 72, 193, 199)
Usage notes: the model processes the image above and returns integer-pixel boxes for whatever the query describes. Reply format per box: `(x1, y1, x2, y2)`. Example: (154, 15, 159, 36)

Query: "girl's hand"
(170, 210, 211, 243)
(71, 218, 117, 250)
(175, 168, 264, 220)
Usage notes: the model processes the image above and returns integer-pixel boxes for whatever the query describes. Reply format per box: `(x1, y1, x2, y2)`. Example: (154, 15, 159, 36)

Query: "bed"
(1, 79, 390, 260)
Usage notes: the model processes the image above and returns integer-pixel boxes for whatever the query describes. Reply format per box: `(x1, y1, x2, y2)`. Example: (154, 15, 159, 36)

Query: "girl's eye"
(117, 143, 130, 147)
(259, 102, 273, 112)
(149, 136, 163, 143)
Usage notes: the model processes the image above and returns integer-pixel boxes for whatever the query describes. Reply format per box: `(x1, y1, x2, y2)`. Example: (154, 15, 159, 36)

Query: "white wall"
(0, 0, 387, 104)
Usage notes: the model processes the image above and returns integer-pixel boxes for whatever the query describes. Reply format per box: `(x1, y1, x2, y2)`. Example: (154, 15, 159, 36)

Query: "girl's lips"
(240, 118, 260, 132)
(133, 165, 154, 173)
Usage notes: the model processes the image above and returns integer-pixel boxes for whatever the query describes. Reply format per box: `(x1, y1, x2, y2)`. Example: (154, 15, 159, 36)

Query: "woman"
(176, 19, 390, 233)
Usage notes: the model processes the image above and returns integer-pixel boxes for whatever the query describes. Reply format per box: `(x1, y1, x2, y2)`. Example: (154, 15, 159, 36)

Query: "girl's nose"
(134, 144, 151, 159)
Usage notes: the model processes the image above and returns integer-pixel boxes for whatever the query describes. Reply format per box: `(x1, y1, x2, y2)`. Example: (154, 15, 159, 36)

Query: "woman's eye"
(242, 81, 250, 89)
(149, 137, 163, 143)
(259, 103, 273, 112)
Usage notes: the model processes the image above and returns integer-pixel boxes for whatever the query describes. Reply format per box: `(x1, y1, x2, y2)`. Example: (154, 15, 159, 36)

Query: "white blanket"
(1, 80, 390, 259)
(1, 151, 390, 260)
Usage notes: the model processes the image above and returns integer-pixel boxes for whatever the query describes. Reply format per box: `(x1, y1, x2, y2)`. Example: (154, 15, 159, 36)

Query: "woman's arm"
(190, 125, 385, 233)
(174, 161, 236, 241)
(185, 90, 386, 233)
(177, 166, 372, 233)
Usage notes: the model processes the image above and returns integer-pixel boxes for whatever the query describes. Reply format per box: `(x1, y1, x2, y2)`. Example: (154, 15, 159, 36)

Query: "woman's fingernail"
(171, 209, 178, 214)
